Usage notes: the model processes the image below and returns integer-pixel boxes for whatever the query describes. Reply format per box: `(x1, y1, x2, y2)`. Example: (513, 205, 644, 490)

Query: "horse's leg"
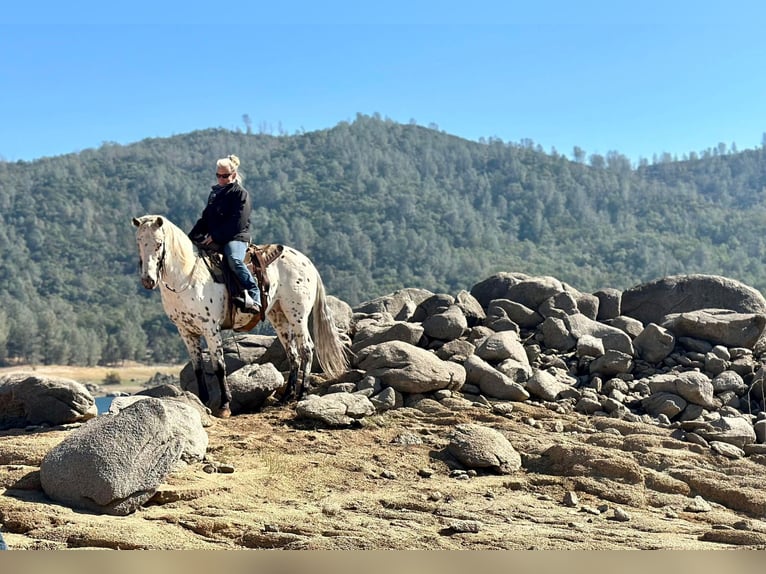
(180, 332, 208, 406)
(270, 307, 300, 402)
(206, 329, 231, 418)
(295, 322, 315, 401)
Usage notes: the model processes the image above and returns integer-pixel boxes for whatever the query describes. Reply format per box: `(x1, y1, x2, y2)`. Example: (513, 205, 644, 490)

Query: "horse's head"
(132, 215, 166, 290)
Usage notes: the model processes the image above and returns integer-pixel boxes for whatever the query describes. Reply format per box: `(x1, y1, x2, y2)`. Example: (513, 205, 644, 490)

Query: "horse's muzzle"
(141, 276, 157, 290)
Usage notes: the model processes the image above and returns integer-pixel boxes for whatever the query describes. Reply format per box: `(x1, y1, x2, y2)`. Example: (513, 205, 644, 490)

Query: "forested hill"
(1, 114, 766, 366)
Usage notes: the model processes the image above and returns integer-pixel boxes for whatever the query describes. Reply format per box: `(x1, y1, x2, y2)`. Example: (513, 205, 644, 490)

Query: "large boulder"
(0, 373, 97, 430)
(469, 272, 530, 308)
(447, 424, 522, 474)
(40, 397, 208, 516)
(295, 393, 375, 427)
(661, 309, 766, 349)
(621, 274, 766, 325)
(355, 340, 466, 393)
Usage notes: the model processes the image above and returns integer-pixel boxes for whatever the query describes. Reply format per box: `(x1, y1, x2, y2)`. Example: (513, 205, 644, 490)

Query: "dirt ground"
(2, 395, 766, 551)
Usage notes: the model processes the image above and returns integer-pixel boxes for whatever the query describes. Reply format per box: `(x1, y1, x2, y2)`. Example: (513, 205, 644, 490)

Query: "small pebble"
(684, 495, 712, 513)
(447, 520, 481, 533)
(418, 468, 434, 478)
(563, 491, 579, 507)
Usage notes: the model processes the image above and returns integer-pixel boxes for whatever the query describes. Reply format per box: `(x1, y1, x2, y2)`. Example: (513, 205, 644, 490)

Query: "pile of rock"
(291, 273, 766, 459)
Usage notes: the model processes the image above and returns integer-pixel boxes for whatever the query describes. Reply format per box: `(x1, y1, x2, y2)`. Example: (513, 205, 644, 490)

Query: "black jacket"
(189, 181, 252, 245)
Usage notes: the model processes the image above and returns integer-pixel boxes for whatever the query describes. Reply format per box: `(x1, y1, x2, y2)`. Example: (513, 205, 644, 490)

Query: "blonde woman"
(189, 154, 260, 312)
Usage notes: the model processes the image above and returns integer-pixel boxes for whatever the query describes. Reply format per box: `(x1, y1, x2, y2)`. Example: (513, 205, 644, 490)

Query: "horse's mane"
(160, 217, 209, 282)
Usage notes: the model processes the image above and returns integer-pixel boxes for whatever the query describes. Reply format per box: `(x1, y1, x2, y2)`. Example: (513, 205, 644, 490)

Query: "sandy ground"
(2, 397, 766, 551)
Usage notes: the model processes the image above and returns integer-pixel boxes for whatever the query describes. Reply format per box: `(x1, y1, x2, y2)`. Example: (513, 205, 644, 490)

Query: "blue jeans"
(223, 240, 260, 299)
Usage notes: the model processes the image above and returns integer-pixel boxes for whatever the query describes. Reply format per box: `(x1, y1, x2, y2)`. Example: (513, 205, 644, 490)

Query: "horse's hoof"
(215, 406, 231, 419)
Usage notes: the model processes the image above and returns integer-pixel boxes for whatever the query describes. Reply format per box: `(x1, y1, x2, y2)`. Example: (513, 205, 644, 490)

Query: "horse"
(132, 214, 349, 417)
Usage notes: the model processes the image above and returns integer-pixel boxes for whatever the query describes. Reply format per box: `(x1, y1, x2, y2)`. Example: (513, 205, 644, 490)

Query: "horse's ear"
(132, 217, 141, 227)
(155, 216, 164, 227)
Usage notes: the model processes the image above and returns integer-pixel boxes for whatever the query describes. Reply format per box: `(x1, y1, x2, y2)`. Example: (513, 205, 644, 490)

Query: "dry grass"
(0, 361, 185, 388)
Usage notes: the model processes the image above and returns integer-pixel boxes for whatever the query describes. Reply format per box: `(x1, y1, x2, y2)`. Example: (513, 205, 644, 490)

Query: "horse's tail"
(312, 276, 349, 379)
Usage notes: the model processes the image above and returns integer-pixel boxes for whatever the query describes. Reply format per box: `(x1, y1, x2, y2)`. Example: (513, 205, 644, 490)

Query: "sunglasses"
(215, 173, 233, 179)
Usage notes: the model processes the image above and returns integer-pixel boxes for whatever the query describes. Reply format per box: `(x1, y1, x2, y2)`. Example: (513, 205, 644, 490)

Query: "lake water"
(95, 396, 115, 414)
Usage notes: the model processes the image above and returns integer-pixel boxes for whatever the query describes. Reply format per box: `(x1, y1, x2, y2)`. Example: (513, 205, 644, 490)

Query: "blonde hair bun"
(228, 154, 240, 169)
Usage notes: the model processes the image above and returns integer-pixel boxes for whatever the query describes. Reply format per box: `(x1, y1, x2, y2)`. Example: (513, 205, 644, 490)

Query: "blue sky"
(2, 1, 766, 164)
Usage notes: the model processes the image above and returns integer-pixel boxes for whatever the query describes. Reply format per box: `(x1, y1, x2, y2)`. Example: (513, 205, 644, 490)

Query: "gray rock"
(295, 392, 375, 426)
(225, 363, 285, 413)
(695, 416, 756, 449)
(455, 290, 487, 327)
(353, 288, 435, 317)
(605, 316, 645, 339)
(484, 300, 524, 332)
(576, 335, 605, 359)
(642, 392, 687, 419)
(633, 323, 675, 363)
(463, 355, 530, 401)
(469, 272, 530, 308)
(661, 309, 766, 349)
(539, 291, 580, 318)
(589, 350, 634, 376)
(539, 316, 576, 352)
(475, 331, 529, 364)
(507, 276, 565, 310)
(594, 288, 622, 321)
(710, 441, 745, 459)
(525, 368, 573, 401)
(40, 398, 208, 515)
(673, 371, 718, 409)
(422, 304, 468, 341)
(356, 341, 466, 394)
(370, 386, 402, 411)
(0, 373, 97, 430)
(435, 339, 476, 362)
(447, 423, 522, 474)
(565, 314, 634, 355)
(621, 274, 766, 325)
(351, 321, 425, 354)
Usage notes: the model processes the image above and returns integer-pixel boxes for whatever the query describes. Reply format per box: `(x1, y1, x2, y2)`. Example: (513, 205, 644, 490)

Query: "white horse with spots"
(132, 214, 349, 417)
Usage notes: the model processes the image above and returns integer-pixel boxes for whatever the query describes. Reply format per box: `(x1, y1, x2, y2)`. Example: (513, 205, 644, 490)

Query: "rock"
(525, 369, 572, 401)
(355, 341, 466, 393)
(684, 495, 712, 513)
(225, 363, 285, 413)
(469, 272, 530, 308)
(353, 288, 434, 317)
(594, 288, 622, 321)
(446, 424, 522, 474)
(641, 392, 687, 419)
(621, 274, 766, 325)
(475, 331, 529, 364)
(565, 314, 634, 355)
(455, 290, 487, 327)
(633, 323, 675, 363)
(0, 373, 97, 430)
(295, 393, 375, 426)
(351, 321, 426, 354)
(661, 309, 766, 349)
(40, 397, 208, 516)
(422, 305, 468, 341)
(463, 356, 530, 401)
(694, 416, 756, 449)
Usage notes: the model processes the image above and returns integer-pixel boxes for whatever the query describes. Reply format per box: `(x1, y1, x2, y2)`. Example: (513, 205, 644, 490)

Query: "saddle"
(198, 243, 284, 330)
